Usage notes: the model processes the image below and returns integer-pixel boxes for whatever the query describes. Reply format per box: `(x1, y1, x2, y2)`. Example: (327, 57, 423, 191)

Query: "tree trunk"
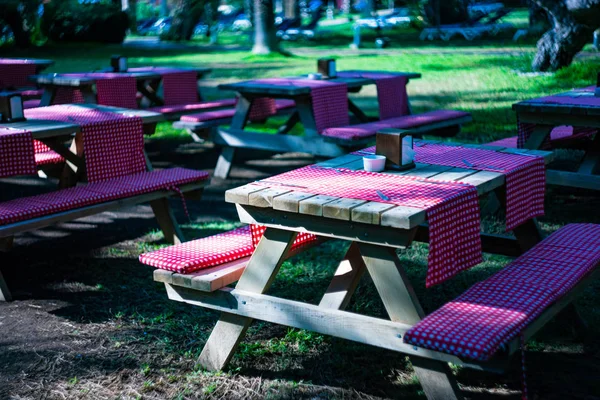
(161, 0, 169, 17)
(532, 0, 600, 71)
(122, 0, 138, 33)
(528, 1, 550, 35)
(283, 0, 299, 19)
(165, 0, 204, 41)
(253, 0, 279, 54)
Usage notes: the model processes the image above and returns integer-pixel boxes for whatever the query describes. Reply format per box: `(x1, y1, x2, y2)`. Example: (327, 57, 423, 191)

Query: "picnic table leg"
(213, 96, 252, 179)
(576, 129, 600, 175)
(318, 243, 366, 309)
(277, 112, 300, 135)
(348, 99, 371, 123)
(0, 269, 12, 302)
(138, 78, 164, 108)
(150, 198, 185, 245)
(523, 124, 553, 150)
(295, 96, 319, 137)
(358, 243, 463, 400)
(59, 133, 86, 188)
(39, 86, 57, 107)
(198, 228, 297, 370)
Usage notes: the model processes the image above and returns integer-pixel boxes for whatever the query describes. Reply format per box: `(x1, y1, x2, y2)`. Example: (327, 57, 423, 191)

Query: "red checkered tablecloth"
(0, 128, 36, 178)
(24, 105, 146, 182)
(337, 71, 409, 119)
(355, 144, 546, 231)
(50, 73, 138, 109)
(253, 165, 482, 287)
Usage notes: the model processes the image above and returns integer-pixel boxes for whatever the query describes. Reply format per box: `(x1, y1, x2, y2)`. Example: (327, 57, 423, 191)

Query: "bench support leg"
(0, 269, 12, 302)
(319, 243, 366, 310)
(214, 147, 236, 179)
(197, 228, 297, 370)
(358, 243, 463, 400)
(557, 303, 589, 341)
(150, 198, 185, 245)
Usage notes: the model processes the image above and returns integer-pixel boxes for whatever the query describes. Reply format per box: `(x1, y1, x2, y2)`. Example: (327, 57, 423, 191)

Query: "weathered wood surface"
(225, 140, 554, 229)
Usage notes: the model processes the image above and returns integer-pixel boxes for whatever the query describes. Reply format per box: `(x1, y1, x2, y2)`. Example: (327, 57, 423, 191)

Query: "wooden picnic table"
(1, 104, 162, 187)
(0, 58, 54, 72)
(163, 140, 553, 399)
(513, 87, 600, 191)
(212, 71, 421, 179)
(30, 67, 212, 107)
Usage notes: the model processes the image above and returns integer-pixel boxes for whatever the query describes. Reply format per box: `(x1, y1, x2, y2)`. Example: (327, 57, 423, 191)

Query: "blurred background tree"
(0, 0, 40, 47)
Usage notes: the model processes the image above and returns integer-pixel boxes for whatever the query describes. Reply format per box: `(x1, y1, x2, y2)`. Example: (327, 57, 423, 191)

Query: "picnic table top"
(0, 104, 163, 139)
(226, 140, 553, 230)
(30, 67, 211, 87)
(512, 87, 600, 116)
(219, 71, 421, 96)
(0, 58, 54, 67)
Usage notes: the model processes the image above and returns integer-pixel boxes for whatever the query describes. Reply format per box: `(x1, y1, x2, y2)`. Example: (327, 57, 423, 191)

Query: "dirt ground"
(2, 138, 600, 400)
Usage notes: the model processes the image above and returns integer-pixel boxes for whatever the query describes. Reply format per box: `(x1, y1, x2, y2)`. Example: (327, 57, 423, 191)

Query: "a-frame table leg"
(0, 269, 12, 302)
(358, 243, 463, 400)
(319, 243, 366, 310)
(197, 228, 297, 371)
(213, 96, 252, 179)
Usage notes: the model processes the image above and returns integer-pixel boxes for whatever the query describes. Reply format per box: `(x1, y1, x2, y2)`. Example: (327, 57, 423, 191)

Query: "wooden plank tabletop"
(98, 66, 212, 77)
(338, 70, 422, 79)
(30, 71, 170, 86)
(226, 140, 553, 230)
(1, 58, 54, 66)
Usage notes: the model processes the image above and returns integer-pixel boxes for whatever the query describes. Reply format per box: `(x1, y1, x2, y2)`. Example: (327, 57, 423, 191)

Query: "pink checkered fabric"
(403, 281, 557, 360)
(178, 99, 295, 124)
(404, 223, 600, 361)
(161, 70, 198, 106)
(0, 128, 36, 178)
(415, 145, 546, 231)
(95, 76, 138, 109)
(24, 99, 42, 109)
(254, 165, 482, 287)
(248, 97, 277, 121)
(0, 168, 209, 226)
(53, 88, 85, 105)
(517, 122, 596, 149)
(322, 110, 470, 140)
(249, 224, 319, 250)
(149, 98, 237, 114)
(0, 63, 37, 89)
(19, 89, 44, 99)
(251, 78, 349, 132)
(337, 71, 409, 119)
(35, 150, 64, 166)
(25, 105, 146, 182)
(139, 226, 255, 274)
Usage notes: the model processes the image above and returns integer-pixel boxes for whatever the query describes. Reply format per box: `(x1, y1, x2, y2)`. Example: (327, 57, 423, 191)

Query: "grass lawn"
(1, 25, 600, 399)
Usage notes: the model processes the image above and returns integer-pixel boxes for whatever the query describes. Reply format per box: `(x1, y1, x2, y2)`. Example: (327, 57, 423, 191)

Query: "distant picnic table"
(513, 86, 600, 191)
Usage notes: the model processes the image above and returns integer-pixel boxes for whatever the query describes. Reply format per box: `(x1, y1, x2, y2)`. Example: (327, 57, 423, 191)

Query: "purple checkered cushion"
(403, 223, 600, 361)
(321, 110, 470, 140)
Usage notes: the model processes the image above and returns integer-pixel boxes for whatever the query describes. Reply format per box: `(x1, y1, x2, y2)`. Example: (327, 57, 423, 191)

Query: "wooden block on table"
(299, 195, 339, 216)
(323, 198, 368, 220)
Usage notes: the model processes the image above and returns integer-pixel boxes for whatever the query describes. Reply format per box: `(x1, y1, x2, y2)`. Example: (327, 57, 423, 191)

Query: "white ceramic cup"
(308, 73, 322, 80)
(363, 155, 386, 172)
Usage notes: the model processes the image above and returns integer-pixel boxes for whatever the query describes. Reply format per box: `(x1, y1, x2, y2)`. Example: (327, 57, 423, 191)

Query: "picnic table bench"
(512, 86, 600, 191)
(175, 71, 472, 179)
(136, 139, 596, 400)
(0, 105, 211, 301)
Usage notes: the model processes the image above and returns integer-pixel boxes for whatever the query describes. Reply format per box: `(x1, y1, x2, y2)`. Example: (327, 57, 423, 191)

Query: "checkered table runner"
(0, 63, 37, 90)
(0, 128, 36, 178)
(354, 143, 545, 231)
(251, 78, 349, 133)
(337, 71, 409, 120)
(24, 105, 146, 182)
(517, 121, 596, 149)
(254, 165, 482, 287)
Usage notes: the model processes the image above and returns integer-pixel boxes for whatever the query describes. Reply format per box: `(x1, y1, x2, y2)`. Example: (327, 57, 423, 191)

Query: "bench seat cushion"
(139, 226, 255, 274)
(0, 168, 209, 227)
(403, 223, 600, 361)
(35, 150, 64, 166)
(179, 99, 296, 123)
(148, 98, 237, 115)
(321, 110, 470, 140)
